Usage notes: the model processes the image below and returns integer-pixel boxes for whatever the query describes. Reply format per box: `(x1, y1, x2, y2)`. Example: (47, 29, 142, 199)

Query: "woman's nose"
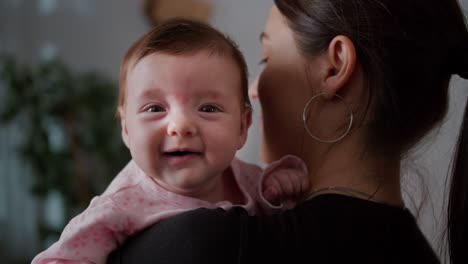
(248, 76, 259, 101)
(167, 113, 197, 137)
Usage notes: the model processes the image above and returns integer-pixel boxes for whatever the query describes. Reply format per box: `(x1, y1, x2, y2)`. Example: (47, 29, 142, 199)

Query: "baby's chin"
(153, 175, 219, 199)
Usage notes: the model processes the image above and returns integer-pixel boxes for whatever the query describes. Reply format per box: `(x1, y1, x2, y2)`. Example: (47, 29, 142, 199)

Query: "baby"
(32, 19, 308, 264)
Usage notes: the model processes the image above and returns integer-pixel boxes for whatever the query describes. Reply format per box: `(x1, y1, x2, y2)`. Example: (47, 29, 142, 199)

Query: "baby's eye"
(146, 105, 165, 112)
(200, 105, 221, 113)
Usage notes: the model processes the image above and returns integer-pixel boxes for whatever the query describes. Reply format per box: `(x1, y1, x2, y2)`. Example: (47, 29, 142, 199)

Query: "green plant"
(0, 55, 130, 246)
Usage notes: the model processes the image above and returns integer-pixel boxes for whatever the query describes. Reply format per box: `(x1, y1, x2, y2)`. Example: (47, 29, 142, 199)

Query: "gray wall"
(0, 0, 467, 262)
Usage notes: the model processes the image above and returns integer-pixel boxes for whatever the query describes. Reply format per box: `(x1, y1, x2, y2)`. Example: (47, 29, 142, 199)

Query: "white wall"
(0, 0, 467, 261)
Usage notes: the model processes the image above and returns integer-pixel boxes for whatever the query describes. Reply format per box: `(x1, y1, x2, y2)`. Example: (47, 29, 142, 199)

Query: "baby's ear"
(119, 107, 130, 149)
(238, 106, 252, 149)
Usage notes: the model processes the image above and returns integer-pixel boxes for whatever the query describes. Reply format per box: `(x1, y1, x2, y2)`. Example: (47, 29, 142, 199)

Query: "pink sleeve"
(31, 160, 143, 264)
(258, 155, 308, 213)
(237, 155, 308, 215)
(31, 195, 134, 264)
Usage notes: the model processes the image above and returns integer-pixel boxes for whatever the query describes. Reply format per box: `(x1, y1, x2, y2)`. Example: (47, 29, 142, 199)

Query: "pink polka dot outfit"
(32, 155, 306, 264)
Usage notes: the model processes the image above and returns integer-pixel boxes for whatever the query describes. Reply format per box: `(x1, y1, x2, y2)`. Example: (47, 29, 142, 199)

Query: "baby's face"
(120, 51, 248, 199)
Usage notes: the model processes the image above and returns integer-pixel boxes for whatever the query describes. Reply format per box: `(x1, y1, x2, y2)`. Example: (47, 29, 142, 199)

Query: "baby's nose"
(166, 114, 197, 137)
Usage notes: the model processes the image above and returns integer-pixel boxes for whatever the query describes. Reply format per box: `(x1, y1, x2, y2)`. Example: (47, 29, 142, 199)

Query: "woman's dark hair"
(274, 0, 468, 263)
(117, 18, 250, 116)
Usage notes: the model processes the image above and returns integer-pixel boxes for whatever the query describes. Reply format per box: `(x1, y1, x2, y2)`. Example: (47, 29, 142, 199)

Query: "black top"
(108, 194, 440, 264)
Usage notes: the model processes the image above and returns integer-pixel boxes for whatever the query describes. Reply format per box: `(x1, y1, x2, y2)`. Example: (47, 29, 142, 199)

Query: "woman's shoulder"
(282, 193, 440, 263)
(252, 193, 439, 263)
(108, 194, 440, 264)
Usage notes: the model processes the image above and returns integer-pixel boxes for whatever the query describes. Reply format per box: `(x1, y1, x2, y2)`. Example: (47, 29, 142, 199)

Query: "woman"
(108, 0, 468, 263)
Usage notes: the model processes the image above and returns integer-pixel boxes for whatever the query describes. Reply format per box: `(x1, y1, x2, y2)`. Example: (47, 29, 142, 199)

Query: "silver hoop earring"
(302, 93, 353, 143)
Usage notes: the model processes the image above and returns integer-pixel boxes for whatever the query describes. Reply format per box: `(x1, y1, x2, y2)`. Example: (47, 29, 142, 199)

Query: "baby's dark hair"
(117, 18, 250, 116)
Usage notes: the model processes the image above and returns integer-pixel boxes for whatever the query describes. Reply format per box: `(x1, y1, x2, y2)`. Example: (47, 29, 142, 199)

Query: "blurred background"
(0, 0, 467, 263)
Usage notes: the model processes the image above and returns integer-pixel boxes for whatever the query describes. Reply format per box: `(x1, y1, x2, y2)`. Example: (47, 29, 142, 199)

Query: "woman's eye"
(200, 105, 220, 113)
(258, 58, 268, 65)
(146, 105, 165, 112)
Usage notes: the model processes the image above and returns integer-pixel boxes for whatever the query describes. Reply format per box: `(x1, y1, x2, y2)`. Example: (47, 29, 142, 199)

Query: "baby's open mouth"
(164, 151, 202, 157)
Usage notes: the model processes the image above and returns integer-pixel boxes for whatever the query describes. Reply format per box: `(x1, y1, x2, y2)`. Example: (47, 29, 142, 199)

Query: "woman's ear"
(119, 107, 130, 149)
(322, 35, 356, 99)
(237, 106, 252, 150)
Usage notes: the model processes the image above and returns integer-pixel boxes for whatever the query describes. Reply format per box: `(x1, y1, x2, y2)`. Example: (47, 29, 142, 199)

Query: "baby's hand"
(262, 155, 309, 206)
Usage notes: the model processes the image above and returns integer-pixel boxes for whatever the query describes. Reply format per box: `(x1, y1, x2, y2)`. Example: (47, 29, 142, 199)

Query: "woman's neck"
(303, 133, 403, 206)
